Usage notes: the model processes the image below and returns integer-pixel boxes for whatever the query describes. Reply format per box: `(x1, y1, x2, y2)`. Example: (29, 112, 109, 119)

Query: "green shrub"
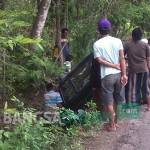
(0, 100, 101, 150)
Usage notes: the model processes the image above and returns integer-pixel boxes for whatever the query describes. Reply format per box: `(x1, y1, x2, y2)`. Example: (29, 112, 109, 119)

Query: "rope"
(3, 49, 6, 102)
(55, 42, 67, 63)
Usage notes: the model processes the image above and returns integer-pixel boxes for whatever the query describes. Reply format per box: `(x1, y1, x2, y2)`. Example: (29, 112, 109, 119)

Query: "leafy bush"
(60, 101, 102, 129)
(0, 10, 64, 98)
(60, 108, 79, 126)
(0, 100, 101, 150)
(0, 115, 82, 150)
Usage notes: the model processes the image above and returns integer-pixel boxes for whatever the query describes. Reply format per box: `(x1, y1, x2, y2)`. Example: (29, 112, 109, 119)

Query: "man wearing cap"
(93, 18, 127, 131)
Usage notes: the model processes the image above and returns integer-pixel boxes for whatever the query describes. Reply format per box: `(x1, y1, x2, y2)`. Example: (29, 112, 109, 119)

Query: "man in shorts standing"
(93, 19, 127, 131)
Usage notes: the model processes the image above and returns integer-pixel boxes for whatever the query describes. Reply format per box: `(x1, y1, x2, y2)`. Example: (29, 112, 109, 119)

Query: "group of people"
(93, 18, 150, 131)
(44, 18, 150, 132)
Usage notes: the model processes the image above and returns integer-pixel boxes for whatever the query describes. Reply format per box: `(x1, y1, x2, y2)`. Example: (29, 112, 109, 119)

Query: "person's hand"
(114, 64, 120, 70)
(121, 75, 128, 86)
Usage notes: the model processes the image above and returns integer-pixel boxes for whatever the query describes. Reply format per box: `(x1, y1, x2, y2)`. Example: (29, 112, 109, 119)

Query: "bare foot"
(146, 108, 150, 111)
(107, 125, 116, 132)
(102, 123, 110, 130)
(115, 123, 120, 128)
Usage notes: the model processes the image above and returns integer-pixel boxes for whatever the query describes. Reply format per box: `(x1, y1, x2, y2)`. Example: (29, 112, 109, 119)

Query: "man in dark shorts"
(125, 28, 150, 110)
(93, 19, 127, 131)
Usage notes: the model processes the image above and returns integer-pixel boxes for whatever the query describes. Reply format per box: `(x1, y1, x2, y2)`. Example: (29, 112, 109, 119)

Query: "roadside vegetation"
(0, 100, 101, 150)
(0, 0, 149, 149)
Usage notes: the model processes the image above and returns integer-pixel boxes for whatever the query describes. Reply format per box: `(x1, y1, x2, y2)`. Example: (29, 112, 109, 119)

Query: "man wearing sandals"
(93, 19, 127, 131)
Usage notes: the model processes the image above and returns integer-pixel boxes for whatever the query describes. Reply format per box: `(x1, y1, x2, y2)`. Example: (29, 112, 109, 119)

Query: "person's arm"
(146, 56, 150, 71)
(119, 49, 128, 86)
(119, 50, 126, 76)
(95, 57, 120, 70)
(93, 43, 120, 70)
(147, 58, 150, 71)
(146, 45, 150, 71)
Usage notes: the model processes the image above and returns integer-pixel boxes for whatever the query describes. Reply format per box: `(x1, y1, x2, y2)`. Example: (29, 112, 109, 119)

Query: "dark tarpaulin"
(59, 53, 101, 110)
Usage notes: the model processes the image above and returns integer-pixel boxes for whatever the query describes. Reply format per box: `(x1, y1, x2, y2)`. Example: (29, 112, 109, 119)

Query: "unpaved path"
(85, 106, 150, 150)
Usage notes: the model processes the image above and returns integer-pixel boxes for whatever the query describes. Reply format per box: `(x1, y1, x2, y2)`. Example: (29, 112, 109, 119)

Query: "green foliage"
(10, 96, 24, 110)
(68, 0, 150, 63)
(71, 22, 96, 63)
(0, 9, 64, 98)
(60, 101, 101, 129)
(79, 101, 101, 129)
(0, 1, 149, 148)
(0, 100, 102, 150)
(1, 0, 150, 99)
(3, 99, 140, 150)
(0, 115, 66, 150)
(109, 0, 150, 38)
(60, 108, 79, 126)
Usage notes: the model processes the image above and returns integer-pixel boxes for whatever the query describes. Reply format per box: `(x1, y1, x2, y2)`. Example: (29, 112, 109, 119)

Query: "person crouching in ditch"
(44, 82, 63, 111)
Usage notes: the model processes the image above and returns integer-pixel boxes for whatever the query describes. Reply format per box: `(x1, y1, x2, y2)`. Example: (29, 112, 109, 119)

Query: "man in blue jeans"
(93, 19, 127, 131)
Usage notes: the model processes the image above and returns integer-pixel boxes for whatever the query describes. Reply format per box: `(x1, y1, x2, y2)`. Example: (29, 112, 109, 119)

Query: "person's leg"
(136, 73, 142, 104)
(113, 73, 125, 127)
(147, 75, 150, 110)
(113, 102, 119, 127)
(101, 74, 116, 131)
(126, 73, 137, 103)
(147, 96, 150, 110)
(125, 81, 129, 103)
(106, 104, 116, 130)
(141, 72, 150, 110)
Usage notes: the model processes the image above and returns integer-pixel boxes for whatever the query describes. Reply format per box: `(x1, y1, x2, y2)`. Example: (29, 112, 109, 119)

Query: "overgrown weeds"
(0, 99, 102, 150)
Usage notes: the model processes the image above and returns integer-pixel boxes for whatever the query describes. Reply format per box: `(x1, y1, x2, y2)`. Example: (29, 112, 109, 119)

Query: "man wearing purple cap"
(93, 19, 127, 131)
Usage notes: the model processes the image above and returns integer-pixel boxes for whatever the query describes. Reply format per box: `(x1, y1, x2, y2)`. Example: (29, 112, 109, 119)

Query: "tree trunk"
(76, 0, 79, 20)
(61, 0, 68, 28)
(55, 0, 63, 66)
(0, 0, 5, 9)
(31, 0, 51, 38)
(37, 0, 42, 11)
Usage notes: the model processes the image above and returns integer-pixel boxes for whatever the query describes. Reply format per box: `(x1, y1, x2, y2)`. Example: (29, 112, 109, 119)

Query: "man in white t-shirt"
(93, 19, 127, 131)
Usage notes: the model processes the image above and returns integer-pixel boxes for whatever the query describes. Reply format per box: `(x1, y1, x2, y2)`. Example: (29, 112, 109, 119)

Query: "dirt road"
(85, 106, 150, 150)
